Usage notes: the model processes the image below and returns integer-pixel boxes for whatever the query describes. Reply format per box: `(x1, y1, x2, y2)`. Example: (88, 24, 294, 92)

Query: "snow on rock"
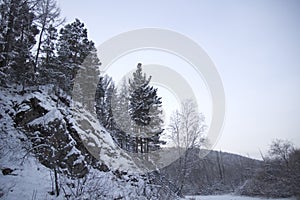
(70, 103, 140, 172)
(1, 85, 158, 199)
(9, 84, 138, 174)
(28, 109, 64, 126)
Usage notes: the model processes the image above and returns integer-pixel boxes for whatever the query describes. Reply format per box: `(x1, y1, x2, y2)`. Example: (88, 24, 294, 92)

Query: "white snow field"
(184, 194, 297, 200)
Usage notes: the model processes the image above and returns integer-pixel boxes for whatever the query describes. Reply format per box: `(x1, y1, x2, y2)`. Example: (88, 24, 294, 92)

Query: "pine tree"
(0, 0, 39, 84)
(128, 63, 164, 153)
(57, 18, 95, 66)
(56, 18, 99, 91)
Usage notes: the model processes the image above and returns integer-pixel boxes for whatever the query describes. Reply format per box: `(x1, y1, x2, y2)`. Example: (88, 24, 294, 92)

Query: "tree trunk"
(2, 2, 15, 67)
(216, 151, 224, 182)
(54, 168, 59, 196)
(146, 138, 149, 153)
(136, 127, 140, 153)
(140, 137, 143, 153)
(34, 22, 45, 73)
(135, 136, 138, 153)
(178, 150, 189, 195)
(220, 150, 225, 183)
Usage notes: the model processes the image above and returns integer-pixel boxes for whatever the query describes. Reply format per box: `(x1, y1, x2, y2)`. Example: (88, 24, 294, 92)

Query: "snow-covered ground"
(0, 85, 168, 199)
(184, 194, 296, 200)
(0, 157, 65, 200)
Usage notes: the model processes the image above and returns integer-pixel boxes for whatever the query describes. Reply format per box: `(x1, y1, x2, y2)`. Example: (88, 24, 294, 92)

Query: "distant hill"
(160, 148, 262, 195)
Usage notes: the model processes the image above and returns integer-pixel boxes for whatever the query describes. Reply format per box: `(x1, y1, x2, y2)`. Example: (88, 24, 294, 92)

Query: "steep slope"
(0, 84, 175, 199)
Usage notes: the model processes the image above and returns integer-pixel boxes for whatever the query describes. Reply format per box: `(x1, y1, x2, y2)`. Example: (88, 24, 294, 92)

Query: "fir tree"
(57, 18, 95, 67)
(56, 18, 99, 92)
(128, 63, 164, 153)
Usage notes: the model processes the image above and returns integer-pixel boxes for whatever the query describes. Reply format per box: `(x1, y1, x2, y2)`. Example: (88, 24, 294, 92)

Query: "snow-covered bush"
(237, 140, 300, 198)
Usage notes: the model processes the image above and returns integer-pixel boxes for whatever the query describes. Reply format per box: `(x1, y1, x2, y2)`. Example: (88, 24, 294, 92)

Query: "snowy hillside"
(0, 85, 173, 199)
(1, 84, 298, 199)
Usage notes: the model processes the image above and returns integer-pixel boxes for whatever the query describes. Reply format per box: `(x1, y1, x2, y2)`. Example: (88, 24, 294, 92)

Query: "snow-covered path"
(184, 194, 296, 200)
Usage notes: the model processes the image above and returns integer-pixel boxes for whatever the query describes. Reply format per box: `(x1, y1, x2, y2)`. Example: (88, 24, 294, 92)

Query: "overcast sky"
(57, 0, 300, 159)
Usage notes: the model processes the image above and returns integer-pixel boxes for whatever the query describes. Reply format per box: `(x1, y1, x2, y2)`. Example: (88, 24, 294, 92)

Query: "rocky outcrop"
(0, 85, 178, 199)
(13, 87, 101, 178)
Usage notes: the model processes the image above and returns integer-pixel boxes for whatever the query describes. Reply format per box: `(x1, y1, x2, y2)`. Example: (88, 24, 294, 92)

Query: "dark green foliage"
(0, 0, 39, 85)
(94, 64, 165, 153)
(128, 63, 164, 153)
(57, 18, 97, 66)
(55, 19, 100, 92)
(129, 82, 161, 126)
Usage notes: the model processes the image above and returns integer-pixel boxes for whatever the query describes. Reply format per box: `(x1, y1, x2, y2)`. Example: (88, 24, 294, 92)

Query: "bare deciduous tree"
(167, 99, 207, 195)
(268, 139, 295, 167)
(168, 99, 206, 150)
(33, 0, 64, 72)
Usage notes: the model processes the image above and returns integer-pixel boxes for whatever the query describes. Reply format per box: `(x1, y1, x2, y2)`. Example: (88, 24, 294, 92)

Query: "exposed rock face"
(13, 87, 102, 178)
(15, 97, 47, 126)
(0, 85, 177, 199)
